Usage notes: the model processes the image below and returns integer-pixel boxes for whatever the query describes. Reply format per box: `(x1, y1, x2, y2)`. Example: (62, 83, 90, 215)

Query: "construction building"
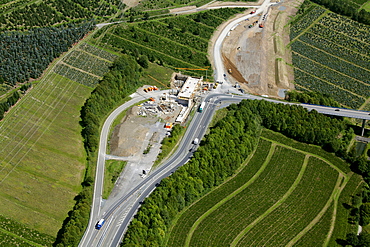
(176, 76, 202, 106)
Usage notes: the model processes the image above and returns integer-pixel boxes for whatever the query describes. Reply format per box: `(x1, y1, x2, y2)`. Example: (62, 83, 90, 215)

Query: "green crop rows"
(290, 4, 370, 109)
(80, 43, 118, 62)
(54, 63, 99, 87)
(238, 157, 339, 246)
(294, 203, 334, 246)
(167, 139, 272, 246)
(291, 51, 370, 98)
(188, 146, 305, 246)
(293, 69, 365, 109)
(290, 5, 326, 40)
(64, 50, 112, 77)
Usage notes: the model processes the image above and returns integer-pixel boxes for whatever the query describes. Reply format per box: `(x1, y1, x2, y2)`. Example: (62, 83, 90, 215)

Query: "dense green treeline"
(285, 90, 341, 107)
(81, 55, 143, 153)
(122, 100, 261, 246)
(121, 99, 362, 246)
(54, 54, 144, 246)
(0, 23, 94, 86)
(310, 0, 370, 25)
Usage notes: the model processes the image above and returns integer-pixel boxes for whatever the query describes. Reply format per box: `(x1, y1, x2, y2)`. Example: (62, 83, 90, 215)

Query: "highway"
(80, 0, 370, 245)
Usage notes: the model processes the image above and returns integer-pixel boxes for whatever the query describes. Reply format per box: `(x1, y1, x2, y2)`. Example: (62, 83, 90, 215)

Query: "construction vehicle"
(259, 23, 264, 28)
(228, 69, 232, 74)
(250, 10, 256, 14)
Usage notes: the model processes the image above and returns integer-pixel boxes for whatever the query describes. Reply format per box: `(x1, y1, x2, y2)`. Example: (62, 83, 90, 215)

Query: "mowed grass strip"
(261, 129, 351, 174)
(293, 203, 334, 247)
(238, 156, 340, 246)
(0, 73, 91, 235)
(188, 146, 305, 247)
(166, 139, 272, 247)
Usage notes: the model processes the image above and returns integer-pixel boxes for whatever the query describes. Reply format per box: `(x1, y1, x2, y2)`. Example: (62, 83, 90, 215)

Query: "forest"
(121, 99, 369, 246)
(0, 22, 94, 86)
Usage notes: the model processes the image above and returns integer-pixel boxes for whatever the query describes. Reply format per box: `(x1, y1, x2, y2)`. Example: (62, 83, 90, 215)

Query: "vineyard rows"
(260, 129, 351, 174)
(292, 52, 370, 98)
(161, 16, 214, 39)
(64, 50, 112, 77)
(299, 32, 370, 69)
(238, 157, 339, 246)
(79, 43, 118, 62)
(100, 33, 201, 71)
(166, 139, 272, 246)
(111, 26, 209, 67)
(54, 63, 99, 87)
(309, 24, 370, 57)
(189, 147, 305, 246)
(291, 40, 370, 83)
(290, 5, 326, 40)
(293, 69, 364, 109)
(137, 21, 209, 52)
(294, 203, 334, 246)
(318, 12, 370, 43)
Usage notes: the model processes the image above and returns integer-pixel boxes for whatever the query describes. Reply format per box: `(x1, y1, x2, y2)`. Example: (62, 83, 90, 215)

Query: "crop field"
(0, 72, 91, 238)
(166, 130, 359, 246)
(92, 8, 247, 76)
(289, 3, 370, 109)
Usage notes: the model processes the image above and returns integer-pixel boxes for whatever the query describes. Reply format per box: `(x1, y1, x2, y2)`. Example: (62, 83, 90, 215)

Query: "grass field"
(0, 71, 92, 238)
(103, 160, 126, 199)
(166, 129, 360, 246)
(289, 3, 370, 109)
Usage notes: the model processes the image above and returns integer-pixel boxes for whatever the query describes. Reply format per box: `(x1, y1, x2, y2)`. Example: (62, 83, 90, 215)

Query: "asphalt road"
(81, 0, 370, 244)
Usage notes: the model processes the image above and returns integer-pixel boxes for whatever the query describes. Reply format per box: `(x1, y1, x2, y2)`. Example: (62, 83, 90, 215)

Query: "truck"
(193, 138, 199, 145)
(95, 219, 105, 230)
(199, 102, 205, 113)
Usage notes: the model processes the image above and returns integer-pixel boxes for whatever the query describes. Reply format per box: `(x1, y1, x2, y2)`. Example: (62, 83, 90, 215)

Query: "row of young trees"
(54, 54, 144, 246)
(0, 22, 94, 85)
(121, 99, 355, 246)
(310, 0, 370, 25)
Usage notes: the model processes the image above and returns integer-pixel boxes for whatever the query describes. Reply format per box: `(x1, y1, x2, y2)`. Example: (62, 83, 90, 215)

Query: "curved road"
(80, 0, 370, 245)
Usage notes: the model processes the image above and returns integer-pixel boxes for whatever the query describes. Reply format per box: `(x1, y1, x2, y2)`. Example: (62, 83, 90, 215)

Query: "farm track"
(288, 9, 329, 45)
(184, 143, 277, 247)
(230, 154, 310, 247)
(58, 62, 102, 78)
(175, 133, 352, 246)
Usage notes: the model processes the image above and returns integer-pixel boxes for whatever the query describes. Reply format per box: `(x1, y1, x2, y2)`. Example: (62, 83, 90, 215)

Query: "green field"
(289, 2, 370, 109)
(0, 72, 91, 238)
(166, 130, 360, 246)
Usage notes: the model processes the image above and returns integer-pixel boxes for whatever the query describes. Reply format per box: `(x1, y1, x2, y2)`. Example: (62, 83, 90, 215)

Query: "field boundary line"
(0, 227, 44, 247)
(261, 136, 347, 176)
(58, 61, 102, 79)
(230, 154, 309, 247)
(323, 173, 352, 247)
(295, 39, 370, 75)
(164, 138, 265, 246)
(183, 143, 277, 247)
(286, 173, 348, 246)
(288, 9, 329, 45)
(75, 48, 114, 63)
